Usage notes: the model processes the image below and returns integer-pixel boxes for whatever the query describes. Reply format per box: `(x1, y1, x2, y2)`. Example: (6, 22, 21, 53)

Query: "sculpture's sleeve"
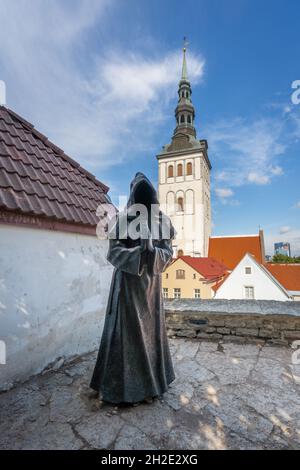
(147, 239, 174, 275)
(107, 239, 146, 276)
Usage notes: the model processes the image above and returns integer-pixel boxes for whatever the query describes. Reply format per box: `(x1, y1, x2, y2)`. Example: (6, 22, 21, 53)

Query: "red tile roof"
(265, 264, 300, 291)
(211, 273, 229, 292)
(177, 255, 228, 280)
(0, 106, 110, 227)
(208, 233, 264, 270)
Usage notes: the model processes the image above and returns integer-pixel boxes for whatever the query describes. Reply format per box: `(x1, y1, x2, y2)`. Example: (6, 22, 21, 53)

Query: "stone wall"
(165, 299, 300, 345)
(0, 225, 113, 391)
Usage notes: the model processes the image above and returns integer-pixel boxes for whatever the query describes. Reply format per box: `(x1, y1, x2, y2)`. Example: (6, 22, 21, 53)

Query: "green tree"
(271, 254, 300, 263)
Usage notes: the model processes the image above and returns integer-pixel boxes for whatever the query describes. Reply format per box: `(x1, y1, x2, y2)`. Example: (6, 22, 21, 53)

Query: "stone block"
(244, 318, 263, 328)
(282, 330, 300, 341)
(225, 318, 247, 328)
(258, 329, 278, 338)
(236, 328, 259, 337)
(217, 327, 230, 335)
(207, 317, 225, 327)
(176, 330, 196, 338)
(196, 333, 223, 341)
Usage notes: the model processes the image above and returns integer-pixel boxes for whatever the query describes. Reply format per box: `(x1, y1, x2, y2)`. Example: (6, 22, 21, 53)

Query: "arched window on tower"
(177, 196, 184, 212)
(168, 165, 174, 178)
(180, 114, 185, 123)
(186, 162, 193, 175)
(177, 163, 183, 177)
(187, 115, 191, 124)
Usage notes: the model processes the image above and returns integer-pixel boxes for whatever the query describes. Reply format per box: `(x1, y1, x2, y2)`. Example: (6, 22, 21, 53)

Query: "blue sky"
(0, 0, 299, 255)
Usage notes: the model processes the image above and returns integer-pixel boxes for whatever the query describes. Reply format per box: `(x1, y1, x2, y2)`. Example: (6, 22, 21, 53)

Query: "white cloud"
(215, 188, 233, 198)
(205, 117, 286, 187)
(279, 226, 291, 234)
(0, 0, 205, 171)
(296, 201, 300, 208)
(247, 172, 270, 185)
(214, 187, 240, 206)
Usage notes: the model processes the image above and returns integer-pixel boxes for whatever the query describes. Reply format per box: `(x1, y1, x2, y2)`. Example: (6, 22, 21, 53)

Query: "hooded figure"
(90, 172, 175, 404)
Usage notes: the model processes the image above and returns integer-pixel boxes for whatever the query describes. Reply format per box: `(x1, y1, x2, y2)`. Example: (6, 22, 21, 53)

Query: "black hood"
(127, 172, 159, 208)
(109, 172, 175, 241)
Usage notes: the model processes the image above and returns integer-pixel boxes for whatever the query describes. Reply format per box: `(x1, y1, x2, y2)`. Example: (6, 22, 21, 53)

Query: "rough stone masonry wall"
(165, 299, 300, 345)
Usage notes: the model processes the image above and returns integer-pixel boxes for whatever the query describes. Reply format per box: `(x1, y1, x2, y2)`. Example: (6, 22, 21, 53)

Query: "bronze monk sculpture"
(90, 172, 175, 404)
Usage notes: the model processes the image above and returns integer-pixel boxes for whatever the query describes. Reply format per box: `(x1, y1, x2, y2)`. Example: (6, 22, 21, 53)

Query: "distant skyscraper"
(274, 242, 291, 257)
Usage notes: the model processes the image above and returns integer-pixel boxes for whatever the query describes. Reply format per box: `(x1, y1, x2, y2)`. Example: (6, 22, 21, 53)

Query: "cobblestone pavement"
(1, 339, 300, 450)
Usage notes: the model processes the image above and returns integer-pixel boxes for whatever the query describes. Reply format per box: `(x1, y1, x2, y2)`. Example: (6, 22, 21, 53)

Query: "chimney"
(259, 228, 266, 263)
(0, 80, 6, 106)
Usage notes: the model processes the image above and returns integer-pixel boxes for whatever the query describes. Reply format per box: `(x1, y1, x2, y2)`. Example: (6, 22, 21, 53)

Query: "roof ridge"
(210, 234, 259, 238)
(1, 106, 109, 193)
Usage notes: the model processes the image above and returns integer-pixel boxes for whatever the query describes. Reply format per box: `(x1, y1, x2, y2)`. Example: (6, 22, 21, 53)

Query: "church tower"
(157, 43, 211, 257)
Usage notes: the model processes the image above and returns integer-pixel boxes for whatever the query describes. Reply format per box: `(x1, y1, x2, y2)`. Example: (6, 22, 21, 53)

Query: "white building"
(157, 46, 211, 257)
(215, 253, 291, 301)
(0, 105, 113, 390)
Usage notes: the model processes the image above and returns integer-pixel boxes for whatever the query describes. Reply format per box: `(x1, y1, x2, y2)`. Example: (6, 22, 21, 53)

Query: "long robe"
(90, 173, 175, 404)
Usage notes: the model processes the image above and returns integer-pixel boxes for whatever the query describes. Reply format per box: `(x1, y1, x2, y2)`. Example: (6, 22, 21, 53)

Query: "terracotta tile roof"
(211, 273, 229, 292)
(177, 255, 228, 280)
(208, 233, 264, 270)
(0, 106, 110, 227)
(265, 264, 300, 291)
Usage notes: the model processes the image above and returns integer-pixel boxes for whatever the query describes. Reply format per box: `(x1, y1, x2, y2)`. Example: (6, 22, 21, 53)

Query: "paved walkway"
(0, 339, 299, 450)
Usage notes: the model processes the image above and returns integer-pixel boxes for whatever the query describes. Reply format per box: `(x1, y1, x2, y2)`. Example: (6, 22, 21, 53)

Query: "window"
(177, 197, 184, 212)
(168, 165, 174, 178)
(165, 273, 169, 279)
(193, 273, 196, 279)
(186, 162, 193, 176)
(244, 286, 254, 299)
(177, 163, 183, 177)
(245, 267, 252, 275)
(180, 114, 185, 123)
(163, 288, 168, 299)
(176, 269, 185, 279)
(187, 115, 191, 124)
(194, 289, 201, 299)
(174, 288, 181, 299)
(177, 249, 184, 257)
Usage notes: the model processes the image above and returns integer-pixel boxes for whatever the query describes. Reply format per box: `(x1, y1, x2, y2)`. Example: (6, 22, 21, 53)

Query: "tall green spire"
(181, 37, 188, 80)
(173, 37, 196, 138)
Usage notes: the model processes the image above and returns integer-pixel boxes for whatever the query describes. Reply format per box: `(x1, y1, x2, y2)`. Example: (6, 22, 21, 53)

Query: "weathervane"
(183, 36, 189, 52)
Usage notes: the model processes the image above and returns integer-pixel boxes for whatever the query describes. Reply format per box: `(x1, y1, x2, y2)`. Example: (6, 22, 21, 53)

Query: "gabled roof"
(175, 255, 228, 280)
(214, 253, 291, 299)
(0, 106, 110, 228)
(265, 264, 300, 291)
(208, 232, 264, 270)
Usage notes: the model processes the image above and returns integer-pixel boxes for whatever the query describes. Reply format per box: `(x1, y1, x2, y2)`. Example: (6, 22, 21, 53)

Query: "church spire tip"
(181, 36, 189, 80)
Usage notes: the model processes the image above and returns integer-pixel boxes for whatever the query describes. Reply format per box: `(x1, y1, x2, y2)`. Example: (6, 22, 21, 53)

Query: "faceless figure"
(90, 172, 176, 404)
